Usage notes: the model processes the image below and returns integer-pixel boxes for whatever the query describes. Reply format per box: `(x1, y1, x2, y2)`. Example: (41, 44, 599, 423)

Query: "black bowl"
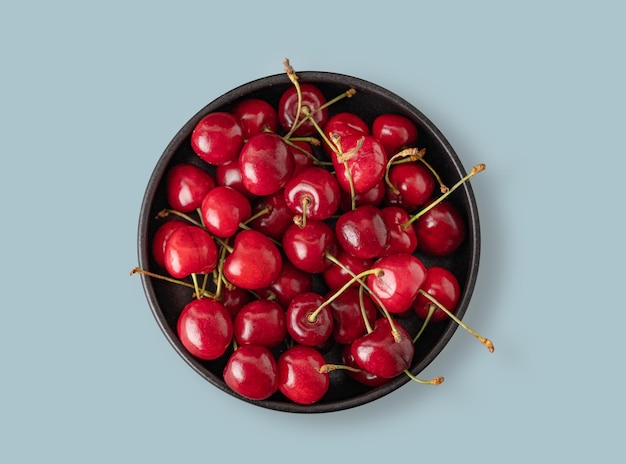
(137, 71, 480, 413)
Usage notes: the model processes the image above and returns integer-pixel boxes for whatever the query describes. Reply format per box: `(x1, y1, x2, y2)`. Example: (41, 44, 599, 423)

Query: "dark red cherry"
(219, 285, 252, 317)
(366, 253, 427, 314)
(414, 266, 461, 322)
(284, 166, 341, 221)
(286, 292, 334, 347)
(278, 83, 328, 136)
(223, 229, 282, 290)
(335, 205, 389, 259)
(151, 219, 188, 268)
(223, 344, 278, 400)
(333, 134, 387, 194)
(350, 317, 414, 379)
(191, 112, 243, 166)
(231, 98, 278, 139)
(288, 140, 316, 175)
(257, 261, 313, 309)
(239, 132, 294, 196)
(322, 250, 374, 291)
(215, 160, 256, 200)
(200, 186, 252, 238)
(380, 206, 418, 256)
(339, 179, 386, 211)
(248, 190, 294, 241)
(385, 162, 436, 211)
(163, 225, 218, 279)
(414, 200, 466, 256)
(322, 111, 369, 157)
(177, 298, 233, 360)
(282, 220, 338, 274)
(327, 287, 377, 345)
(233, 299, 286, 348)
(277, 345, 330, 405)
(371, 113, 418, 155)
(165, 163, 215, 213)
(341, 345, 390, 388)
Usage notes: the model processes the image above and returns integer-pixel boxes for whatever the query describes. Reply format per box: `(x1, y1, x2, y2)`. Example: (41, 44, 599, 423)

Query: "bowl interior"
(137, 71, 480, 413)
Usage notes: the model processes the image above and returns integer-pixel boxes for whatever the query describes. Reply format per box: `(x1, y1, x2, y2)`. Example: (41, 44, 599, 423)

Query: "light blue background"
(1, 1, 624, 462)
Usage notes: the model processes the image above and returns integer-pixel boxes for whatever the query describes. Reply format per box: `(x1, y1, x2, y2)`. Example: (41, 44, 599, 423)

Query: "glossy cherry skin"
(288, 140, 316, 175)
(151, 219, 188, 268)
(282, 220, 338, 274)
(414, 266, 461, 322)
(380, 206, 418, 256)
(191, 112, 243, 166)
(177, 298, 233, 360)
(335, 205, 389, 259)
(341, 345, 389, 388)
(257, 261, 313, 309)
(219, 285, 252, 317)
(327, 287, 377, 345)
(277, 345, 330, 405)
(223, 229, 282, 290)
(366, 253, 427, 314)
(339, 179, 386, 211)
(286, 292, 334, 347)
(223, 344, 278, 400)
(233, 299, 286, 348)
(322, 249, 373, 291)
(333, 134, 388, 194)
(278, 83, 328, 136)
(284, 166, 341, 221)
(166, 163, 215, 213)
(163, 225, 218, 279)
(215, 160, 256, 200)
(350, 317, 414, 379)
(414, 200, 466, 256)
(239, 132, 294, 196)
(200, 186, 252, 238)
(322, 111, 369, 157)
(231, 98, 278, 139)
(385, 162, 436, 211)
(248, 190, 294, 241)
(371, 113, 418, 156)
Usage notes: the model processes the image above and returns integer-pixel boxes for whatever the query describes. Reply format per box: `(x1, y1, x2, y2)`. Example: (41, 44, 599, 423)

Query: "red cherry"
(223, 344, 278, 400)
(335, 205, 389, 259)
(200, 186, 252, 238)
(277, 345, 330, 405)
(284, 166, 341, 222)
(414, 266, 461, 322)
(239, 132, 294, 196)
(339, 178, 386, 211)
(219, 285, 252, 317)
(385, 162, 436, 211)
(366, 253, 427, 314)
(322, 250, 373, 291)
(233, 299, 286, 348)
(380, 206, 418, 256)
(165, 163, 216, 213)
(151, 219, 188, 268)
(257, 261, 313, 309)
(282, 220, 338, 274)
(371, 113, 418, 155)
(350, 317, 414, 379)
(223, 229, 282, 290)
(215, 160, 256, 200)
(341, 345, 389, 387)
(322, 111, 369, 157)
(286, 292, 334, 347)
(278, 83, 328, 136)
(288, 140, 316, 175)
(177, 298, 233, 360)
(333, 134, 387, 194)
(163, 225, 218, 279)
(231, 98, 278, 139)
(414, 200, 466, 256)
(191, 112, 243, 166)
(247, 190, 294, 241)
(327, 287, 377, 345)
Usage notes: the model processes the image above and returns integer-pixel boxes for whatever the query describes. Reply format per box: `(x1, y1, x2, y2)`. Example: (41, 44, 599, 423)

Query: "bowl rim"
(137, 71, 481, 413)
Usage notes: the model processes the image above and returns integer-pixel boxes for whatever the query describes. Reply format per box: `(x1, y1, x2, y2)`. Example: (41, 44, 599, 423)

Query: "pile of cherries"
(133, 60, 492, 406)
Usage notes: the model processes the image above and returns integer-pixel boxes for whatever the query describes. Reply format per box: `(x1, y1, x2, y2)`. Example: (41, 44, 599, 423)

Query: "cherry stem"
(384, 147, 426, 195)
(283, 58, 303, 139)
(403, 369, 444, 385)
(191, 273, 202, 299)
(302, 106, 338, 154)
(318, 363, 362, 374)
(294, 196, 311, 228)
(358, 285, 374, 334)
(417, 289, 494, 352)
(213, 242, 229, 300)
(130, 267, 215, 298)
(413, 304, 435, 343)
(156, 209, 203, 228)
(289, 87, 357, 137)
(307, 268, 384, 323)
(282, 138, 328, 166)
(402, 163, 486, 230)
(242, 207, 270, 225)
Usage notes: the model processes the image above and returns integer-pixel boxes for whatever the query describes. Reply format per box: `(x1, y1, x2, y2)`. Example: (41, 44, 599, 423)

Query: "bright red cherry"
(151, 219, 188, 268)
(165, 163, 215, 213)
(286, 292, 334, 347)
(278, 83, 328, 136)
(335, 205, 389, 259)
(385, 162, 436, 211)
(223, 344, 278, 400)
(223, 229, 282, 290)
(191, 112, 243, 166)
(414, 200, 466, 256)
(215, 160, 256, 200)
(339, 179, 386, 211)
(371, 113, 418, 156)
(380, 206, 418, 256)
(200, 186, 252, 238)
(333, 134, 387, 194)
(322, 111, 369, 157)
(414, 266, 461, 322)
(277, 345, 330, 405)
(239, 132, 294, 196)
(284, 167, 341, 222)
(322, 250, 373, 291)
(163, 225, 218, 279)
(327, 287, 377, 345)
(247, 190, 294, 241)
(350, 317, 414, 379)
(231, 98, 278, 139)
(341, 345, 389, 387)
(177, 298, 233, 360)
(282, 220, 338, 274)
(257, 261, 313, 309)
(233, 299, 286, 348)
